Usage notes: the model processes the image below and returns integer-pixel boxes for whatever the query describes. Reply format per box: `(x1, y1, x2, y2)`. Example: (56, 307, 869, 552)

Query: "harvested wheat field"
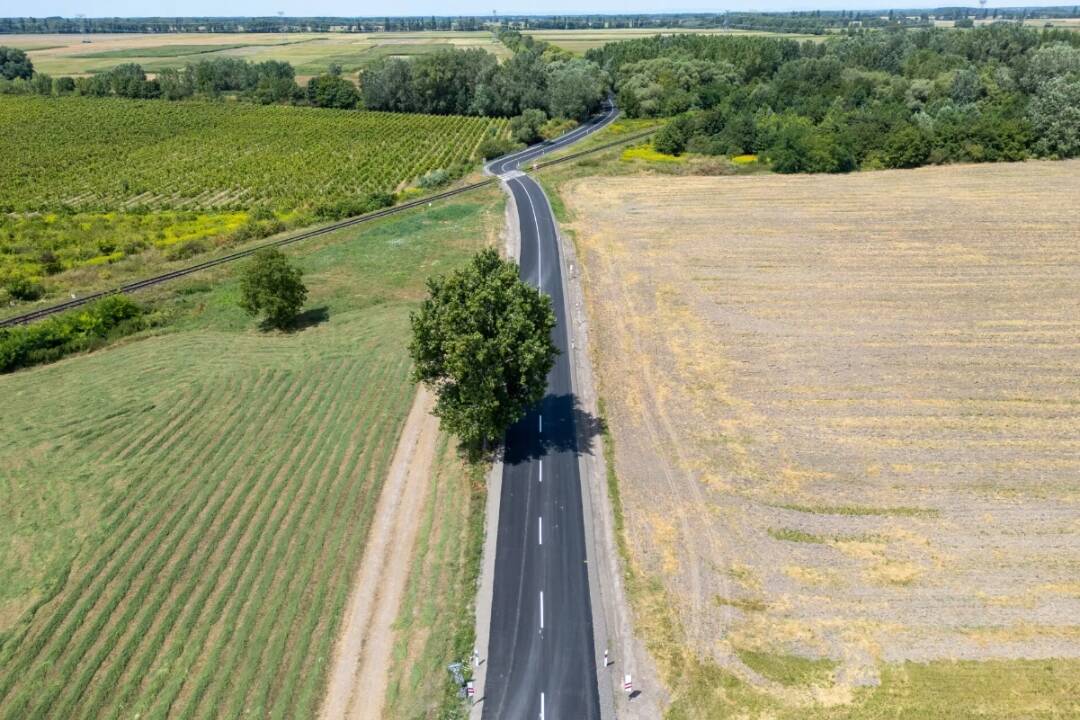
(562, 161, 1080, 717)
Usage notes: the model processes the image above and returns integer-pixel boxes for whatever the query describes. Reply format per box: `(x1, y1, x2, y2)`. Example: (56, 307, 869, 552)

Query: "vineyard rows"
(0, 309, 416, 719)
(0, 97, 508, 212)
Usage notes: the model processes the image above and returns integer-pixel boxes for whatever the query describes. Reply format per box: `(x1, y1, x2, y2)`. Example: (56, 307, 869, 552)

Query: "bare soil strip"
(320, 387, 439, 720)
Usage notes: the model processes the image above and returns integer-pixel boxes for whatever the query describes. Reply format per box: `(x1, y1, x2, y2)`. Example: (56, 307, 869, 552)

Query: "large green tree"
(0, 46, 33, 80)
(410, 248, 557, 448)
(238, 248, 308, 330)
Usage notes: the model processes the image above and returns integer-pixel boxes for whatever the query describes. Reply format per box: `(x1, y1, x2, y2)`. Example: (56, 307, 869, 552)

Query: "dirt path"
(320, 387, 439, 720)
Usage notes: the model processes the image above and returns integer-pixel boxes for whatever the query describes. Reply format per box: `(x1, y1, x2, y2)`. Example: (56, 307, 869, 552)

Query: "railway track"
(1, 128, 655, 329)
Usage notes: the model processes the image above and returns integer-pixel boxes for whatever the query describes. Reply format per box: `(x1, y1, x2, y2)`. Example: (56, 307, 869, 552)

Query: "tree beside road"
(410, 248, 557, 449)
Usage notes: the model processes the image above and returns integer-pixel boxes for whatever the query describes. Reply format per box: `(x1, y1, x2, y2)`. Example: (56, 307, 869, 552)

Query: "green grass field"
(0, 187, 502, 719)
(0, 95, 506, 305)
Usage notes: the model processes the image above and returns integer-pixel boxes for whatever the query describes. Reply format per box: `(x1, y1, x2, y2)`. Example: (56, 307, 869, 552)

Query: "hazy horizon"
(2, 1, 1071, 22)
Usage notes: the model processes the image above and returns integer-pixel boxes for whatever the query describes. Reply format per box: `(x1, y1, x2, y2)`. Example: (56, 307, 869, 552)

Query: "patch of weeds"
(621, 144, 686, 164)
(770, 528, 890, 544)
(769, 528, 827, 544)
(776, 503, 938, 518)
(714, 595, 767, 612)
(174, 280, 214, 296)
(736, 648, 838, 687)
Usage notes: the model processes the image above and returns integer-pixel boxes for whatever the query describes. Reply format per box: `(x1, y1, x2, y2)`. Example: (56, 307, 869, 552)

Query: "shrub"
(654, 115, 696, 155)
(539, 117, 579, 140)
(38, 250, 64, 276)
(882, 125, 933, 168)
(312, 192, 394, 220)
(7, 276, 46, 301)
(0, 295, 145, 373)
(418, 168, 451, 189)
(165, 239, 209, 261)
(476, 137, 520, 161)
(306, 74, 359, 109)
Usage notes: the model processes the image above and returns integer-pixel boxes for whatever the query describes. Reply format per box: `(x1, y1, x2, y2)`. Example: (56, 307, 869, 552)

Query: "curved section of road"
(481, 104, 618, 720)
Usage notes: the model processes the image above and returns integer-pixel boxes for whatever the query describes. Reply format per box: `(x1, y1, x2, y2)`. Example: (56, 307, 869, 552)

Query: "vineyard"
(0, 96, 506, 301)
(1, 97, 506, 212)
(0, 190, 502, 719)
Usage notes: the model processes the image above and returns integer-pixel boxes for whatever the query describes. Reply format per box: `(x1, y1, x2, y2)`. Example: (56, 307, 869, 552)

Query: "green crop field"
(72, 43, 248, 58)
(0, 95, 507, 304)
(0, 187, 502, 719)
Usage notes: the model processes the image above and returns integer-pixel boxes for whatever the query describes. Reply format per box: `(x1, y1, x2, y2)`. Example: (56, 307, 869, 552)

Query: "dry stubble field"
(562, 161, 1080, 717)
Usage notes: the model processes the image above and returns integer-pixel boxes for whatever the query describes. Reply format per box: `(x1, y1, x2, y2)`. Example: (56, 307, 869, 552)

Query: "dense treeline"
(362, 31, 607, 122)
(590, 25, 1080, 172)
(2, 8, 1078, 35)
(0, 51, 362, 108)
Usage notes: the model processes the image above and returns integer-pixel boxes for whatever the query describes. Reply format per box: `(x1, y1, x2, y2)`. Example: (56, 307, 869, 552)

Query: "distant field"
(72, 43, 247, 58)
(526, 27, 822, 53)
(0, 188, 502, 719)
(0, 95, 506, 303)
(4, 31, 511, 78)
(558, 162, 1080, 717)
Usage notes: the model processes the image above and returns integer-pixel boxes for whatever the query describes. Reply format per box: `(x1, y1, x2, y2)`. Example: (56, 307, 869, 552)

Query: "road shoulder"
(554, 187, 669, 719)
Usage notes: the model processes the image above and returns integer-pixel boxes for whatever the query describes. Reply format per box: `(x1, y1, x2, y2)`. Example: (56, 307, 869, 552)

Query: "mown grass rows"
(0, 313, 416, 719)
(1, 97, 508, 212)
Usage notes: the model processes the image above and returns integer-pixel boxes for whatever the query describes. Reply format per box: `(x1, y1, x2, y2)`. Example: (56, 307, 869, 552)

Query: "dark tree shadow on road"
(500, 393, 606, 465)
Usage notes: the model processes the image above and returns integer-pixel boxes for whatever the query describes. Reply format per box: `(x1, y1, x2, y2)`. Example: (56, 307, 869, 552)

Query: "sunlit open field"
(3, 31, 511, 79)
(0, 189, 502, 720)
(559, 161, 1080, 718)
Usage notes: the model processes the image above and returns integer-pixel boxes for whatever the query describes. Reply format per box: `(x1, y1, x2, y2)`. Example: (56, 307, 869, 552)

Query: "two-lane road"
(482, 105, 617, 720)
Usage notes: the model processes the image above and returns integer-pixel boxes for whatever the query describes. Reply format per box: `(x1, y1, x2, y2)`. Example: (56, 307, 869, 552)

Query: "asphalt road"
(482, 104, 618, 720)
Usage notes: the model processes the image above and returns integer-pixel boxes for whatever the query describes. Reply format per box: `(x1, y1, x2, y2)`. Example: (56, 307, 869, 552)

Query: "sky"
(0, 0, 1067, 18)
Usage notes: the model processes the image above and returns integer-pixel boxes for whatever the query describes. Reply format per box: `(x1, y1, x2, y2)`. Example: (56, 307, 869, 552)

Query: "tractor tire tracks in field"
(320, 387, 439, 720)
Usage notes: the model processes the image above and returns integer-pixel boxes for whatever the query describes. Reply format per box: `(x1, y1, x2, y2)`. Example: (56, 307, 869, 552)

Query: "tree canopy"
(592, 26, 1080, 171)
(306, 74, 360, 109)
(361, 44, 607, 121)
(0, 46, 33, 81)
(409, 248, 557, 448)
(238, 248, 308, 330)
